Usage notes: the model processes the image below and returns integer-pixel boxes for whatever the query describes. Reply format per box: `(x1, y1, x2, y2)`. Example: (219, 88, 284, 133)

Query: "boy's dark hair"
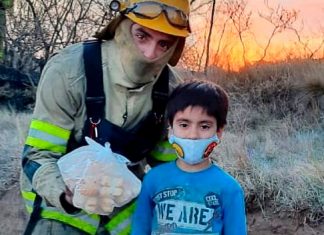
(166, 80, 229, 130)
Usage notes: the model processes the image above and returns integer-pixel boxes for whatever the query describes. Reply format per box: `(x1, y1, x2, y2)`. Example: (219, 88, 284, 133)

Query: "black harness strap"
(83, 39, 105, 120)
(83, 39, 169, 123)
(84, 39, 170, 232)
(82, 39, 170, 163)
(23, 194, 42, 235)
(22, 146, 43, 235)
(152, 67, 169, 123)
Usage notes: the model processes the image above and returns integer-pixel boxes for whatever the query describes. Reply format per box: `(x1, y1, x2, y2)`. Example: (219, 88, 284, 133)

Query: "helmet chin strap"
(113, 19, 177, 86)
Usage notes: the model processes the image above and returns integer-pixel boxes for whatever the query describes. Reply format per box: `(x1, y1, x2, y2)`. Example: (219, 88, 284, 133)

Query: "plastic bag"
(57, 137, 142, 215)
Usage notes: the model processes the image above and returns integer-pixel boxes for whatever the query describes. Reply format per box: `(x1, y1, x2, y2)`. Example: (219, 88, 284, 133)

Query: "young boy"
(131, 80, 247, 235)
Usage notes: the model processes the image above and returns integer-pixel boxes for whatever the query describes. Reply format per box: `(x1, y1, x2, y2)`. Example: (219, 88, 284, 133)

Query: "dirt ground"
(0, 183, 323, 235)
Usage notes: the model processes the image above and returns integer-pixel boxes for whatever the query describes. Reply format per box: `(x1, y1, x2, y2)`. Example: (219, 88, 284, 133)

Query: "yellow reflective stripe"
(21, 191, 35, 209)
(25, 119, 71, 153)
(105, 202, 135, 232)
(22, 191, 99, 235)
(30, 119, 70, 140)
(28, 129, 68, 147)
(150, 151, 177, 161)
(25, 136, 67, 153)
(117, 223, 131, 235)
(153, 146, 176, 155)
(108, 218, 132, 235)
(25, 204, 33, 213)
(41, 210, 97, 235)
(22, 191, 36, 201)
(24, 205, 98, 235)
(150, 140, 177, 161)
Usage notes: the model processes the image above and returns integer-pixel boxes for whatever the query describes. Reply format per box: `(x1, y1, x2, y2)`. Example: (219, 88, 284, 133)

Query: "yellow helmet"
(94, 0, 190, 65)
(111, 0, 191, 37)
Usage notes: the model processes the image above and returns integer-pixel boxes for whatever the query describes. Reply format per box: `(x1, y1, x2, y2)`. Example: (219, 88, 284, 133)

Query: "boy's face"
(171, 106, 217, 139)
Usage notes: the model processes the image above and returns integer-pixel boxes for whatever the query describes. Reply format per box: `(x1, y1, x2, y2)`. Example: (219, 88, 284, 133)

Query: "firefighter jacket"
(21, 36, 182, 234)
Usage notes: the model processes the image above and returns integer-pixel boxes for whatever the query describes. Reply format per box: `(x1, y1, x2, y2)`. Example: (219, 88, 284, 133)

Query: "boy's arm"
(222, 185, 247, 235)
(131, 175, 154, 235)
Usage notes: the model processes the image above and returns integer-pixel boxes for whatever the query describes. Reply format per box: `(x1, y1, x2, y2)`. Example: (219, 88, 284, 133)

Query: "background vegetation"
(180, 59, 324, 226)
(1, 60, 323, 232)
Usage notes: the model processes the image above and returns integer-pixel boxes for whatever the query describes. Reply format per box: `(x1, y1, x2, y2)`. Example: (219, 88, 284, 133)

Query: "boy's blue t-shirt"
(131, 161, 247, 235)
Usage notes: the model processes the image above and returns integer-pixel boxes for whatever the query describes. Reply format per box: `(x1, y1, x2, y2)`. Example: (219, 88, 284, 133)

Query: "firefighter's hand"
(64, 187, 73, 205)
(60, 187, 80, 214)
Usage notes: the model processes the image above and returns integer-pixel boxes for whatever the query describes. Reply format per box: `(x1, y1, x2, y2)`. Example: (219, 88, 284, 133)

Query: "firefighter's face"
(130, 23, 177, 60)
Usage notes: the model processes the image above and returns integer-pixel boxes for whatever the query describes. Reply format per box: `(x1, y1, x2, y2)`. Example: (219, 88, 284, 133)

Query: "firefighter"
(20, 0, 191, 234)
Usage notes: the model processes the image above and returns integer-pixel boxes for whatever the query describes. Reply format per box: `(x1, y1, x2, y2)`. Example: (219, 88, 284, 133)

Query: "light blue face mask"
(169, 134, 220, 165)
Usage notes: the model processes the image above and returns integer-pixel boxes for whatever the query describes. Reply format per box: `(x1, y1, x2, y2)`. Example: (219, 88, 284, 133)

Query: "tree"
(0, 0, 14, 62)
(205, 0, 216, 71)
(5, 0, 110, 73)
(258, 0, 298, 62)
(224, 0, 251, 67)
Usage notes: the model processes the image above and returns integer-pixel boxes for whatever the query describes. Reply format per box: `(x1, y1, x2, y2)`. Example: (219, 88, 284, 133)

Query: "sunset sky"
(249, 0, 323, 38)
(190, 0, 324, 70)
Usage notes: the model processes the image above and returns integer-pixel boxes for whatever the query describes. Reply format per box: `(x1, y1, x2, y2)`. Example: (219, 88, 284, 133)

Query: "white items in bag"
(57, 137, 142, 215)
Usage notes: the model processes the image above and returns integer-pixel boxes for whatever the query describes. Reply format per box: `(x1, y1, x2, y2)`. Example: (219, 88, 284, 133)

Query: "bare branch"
(223, 0, 251, 66)
(4, 0, 108, 73)
(205, 0, 216, 71)
(258, 0, 299, 62)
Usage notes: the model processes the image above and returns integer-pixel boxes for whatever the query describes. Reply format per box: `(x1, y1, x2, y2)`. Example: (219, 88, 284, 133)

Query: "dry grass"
(213, 127, 324, 225)
(0, 108, 31, 194)
(179, 59, 324, 225)
(210, 60, 324, 225)
(1, 59, 324, 228)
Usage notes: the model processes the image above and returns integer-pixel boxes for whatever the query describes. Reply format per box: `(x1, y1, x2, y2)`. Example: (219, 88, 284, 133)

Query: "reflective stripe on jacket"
(150, 140, 177, 162)
(21, 190, 135, 235)
(25, 119, 71, 154)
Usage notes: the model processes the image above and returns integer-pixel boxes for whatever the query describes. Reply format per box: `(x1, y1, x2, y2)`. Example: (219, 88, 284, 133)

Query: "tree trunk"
(205, 0, 216, 71)
(0, 2, 5, 62)
(0, 0, 14, 62)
